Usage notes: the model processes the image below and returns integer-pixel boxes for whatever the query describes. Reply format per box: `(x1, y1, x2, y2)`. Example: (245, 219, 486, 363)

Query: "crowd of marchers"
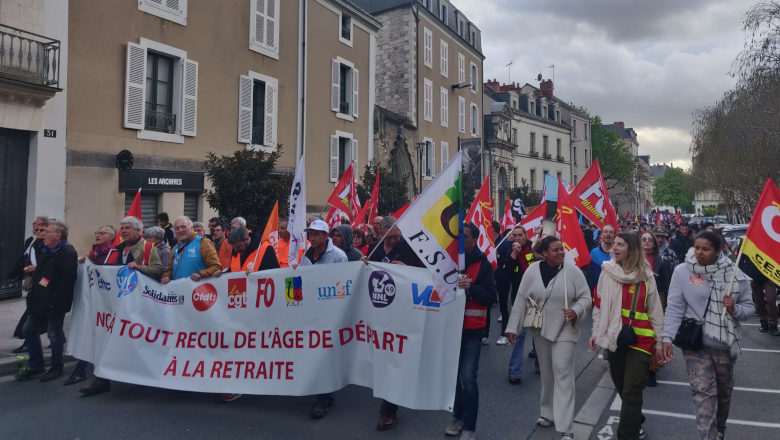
(6, 209, 772, 440)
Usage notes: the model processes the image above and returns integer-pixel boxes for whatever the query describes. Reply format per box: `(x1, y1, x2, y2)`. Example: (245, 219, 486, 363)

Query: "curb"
(0, 353, 76, 377)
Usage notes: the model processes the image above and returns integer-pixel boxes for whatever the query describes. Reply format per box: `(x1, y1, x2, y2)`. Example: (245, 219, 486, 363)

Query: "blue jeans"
(508, 329, 539, 380)
(453, 333, 482, 432)
(24, 313, 66, 371)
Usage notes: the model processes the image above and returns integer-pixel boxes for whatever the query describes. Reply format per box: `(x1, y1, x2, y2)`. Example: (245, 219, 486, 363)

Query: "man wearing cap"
(652, 225, 677, 311)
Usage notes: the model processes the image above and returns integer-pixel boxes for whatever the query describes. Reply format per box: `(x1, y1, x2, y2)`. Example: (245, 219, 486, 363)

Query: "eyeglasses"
(641, 237, 654, 242)
(35, 228, 47, 233)
(95, 231, 110, 236)
(384, 235, 401, 242)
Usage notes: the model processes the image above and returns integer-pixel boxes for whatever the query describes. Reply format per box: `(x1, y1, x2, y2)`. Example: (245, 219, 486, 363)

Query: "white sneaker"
(481, 337, 489, 345)
(460, 430, 477, 440)
(497, 316, 503, 322)
(445, 418, 464, 436)
(496, 336, 509, 345)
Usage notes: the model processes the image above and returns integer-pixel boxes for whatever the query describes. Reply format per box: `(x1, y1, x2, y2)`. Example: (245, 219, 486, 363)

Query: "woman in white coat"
(506, 236, 592, 440)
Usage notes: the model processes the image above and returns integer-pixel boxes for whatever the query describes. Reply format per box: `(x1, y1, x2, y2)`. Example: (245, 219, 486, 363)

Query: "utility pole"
(548, 64, 555, 83)
(506, 60, 513, 85)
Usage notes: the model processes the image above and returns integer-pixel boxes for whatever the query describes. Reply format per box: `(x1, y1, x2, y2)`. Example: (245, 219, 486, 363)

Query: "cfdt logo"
(192, 283, 218, 312)
(95, 270, 111, 292)
(368, 271, 396, 308)
(412, 284, 441, 312)
(285, 276, 303, 306)
(317, 280, 352, 301)
(116, 266, 138, 298)
(228, 279, 247, 308)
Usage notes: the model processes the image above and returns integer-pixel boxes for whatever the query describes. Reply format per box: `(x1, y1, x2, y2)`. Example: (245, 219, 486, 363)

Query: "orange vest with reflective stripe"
(463, 261, 488, 329)
(621, 282, 655, 354)
(231, 242, 271, 273)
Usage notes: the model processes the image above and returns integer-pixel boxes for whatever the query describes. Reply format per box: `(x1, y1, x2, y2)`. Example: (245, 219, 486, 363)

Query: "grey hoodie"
(334, 225, 364, 262)
(300, 238, 348, 266)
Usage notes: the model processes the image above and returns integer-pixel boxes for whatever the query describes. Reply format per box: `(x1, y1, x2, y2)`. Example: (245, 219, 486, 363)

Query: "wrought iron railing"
(251, 125, 264, 145)
(145, 110, 176, 133)
(0, 24, 60, 87)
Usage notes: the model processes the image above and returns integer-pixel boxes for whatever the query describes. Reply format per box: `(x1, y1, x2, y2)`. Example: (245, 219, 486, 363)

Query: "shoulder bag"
(522, 265, 561, 330)
(615, 283, 641, 354)
(673, 295, 710, 350)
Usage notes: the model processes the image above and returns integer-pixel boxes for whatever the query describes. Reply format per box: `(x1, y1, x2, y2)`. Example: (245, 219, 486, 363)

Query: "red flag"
(326, 162, 359, 220)
(500, 196, 515, 233)
(353, 171, 379, 232)
(741, 179, 780, 285)
(571, 160, 618, 230)
(113, 189, 142, 246)
(391, 202, 410, 219)
(325, 206, 343, 230)
(520, 201, 547, 232)
(676, 211, 681, 224)
(465, 176, 497, 270)
(557, 179, 592, 268)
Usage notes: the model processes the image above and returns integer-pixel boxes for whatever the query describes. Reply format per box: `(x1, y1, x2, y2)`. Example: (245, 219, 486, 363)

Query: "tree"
(356, 161, 409, 216)
(590, 116, 635, 191)
(461, 164, 477, 210)
(702, 206, 717, 217)
(204, 147, 292, 231)
(653, 167, 694, 211)
(513, 178, 541, 208)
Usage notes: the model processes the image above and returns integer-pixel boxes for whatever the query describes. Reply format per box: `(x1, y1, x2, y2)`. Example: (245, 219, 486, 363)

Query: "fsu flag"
(326, 162, 359, 220)
(571, 160, 618, 230)
(261, 201, 279, 252)
(500, 197, 515, 233)
(465, 176, 497, 270)
(557, 179, 592, 268)
(113, 188, 143, 246)
(740, 179, 780, 285)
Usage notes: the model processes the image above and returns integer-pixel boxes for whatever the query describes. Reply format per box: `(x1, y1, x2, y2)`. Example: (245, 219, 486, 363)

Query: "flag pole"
(721, 244, 745, 321)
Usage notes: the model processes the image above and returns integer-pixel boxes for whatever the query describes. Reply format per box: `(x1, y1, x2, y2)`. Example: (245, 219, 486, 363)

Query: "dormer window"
(440, 1, 448, 24)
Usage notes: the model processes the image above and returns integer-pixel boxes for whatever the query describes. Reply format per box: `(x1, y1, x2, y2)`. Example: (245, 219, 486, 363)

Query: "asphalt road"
(0, 308, 601, 440)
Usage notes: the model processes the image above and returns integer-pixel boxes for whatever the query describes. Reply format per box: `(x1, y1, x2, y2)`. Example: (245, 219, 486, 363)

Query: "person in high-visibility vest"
(590, 232, 665, 440)
(444, 222, 497, 440)
(225, 226, 279, 274)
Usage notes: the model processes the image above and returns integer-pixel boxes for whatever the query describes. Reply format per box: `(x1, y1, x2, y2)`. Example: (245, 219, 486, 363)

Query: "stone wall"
(0, 0, 45, 34)
(374, 8, 416, 125)
(374, 106, 417, 199)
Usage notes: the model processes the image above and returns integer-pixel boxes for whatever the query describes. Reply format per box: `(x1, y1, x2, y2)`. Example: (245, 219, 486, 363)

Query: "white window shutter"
(459, 97, 465, 132)
(331, 59, 340, 112)
(251, 0, 265, 47)
(352, 68, 359, 118)
(441, 142, 449, 171)
(431, 141, 436, 177)
(264, 82, 276, 146)
(441, 88, 448, 127)
(421, 143, 427, 176)
(251, 0, 277, 51)
(180, 59, 198, 136)
(330, 135, 339, 182)
(441, 41, 448, 77)
(351, 139, 358, 175)
(238, 75, 253, 143)
(124, 42, 147, 130)
(266, 0, 278, 51)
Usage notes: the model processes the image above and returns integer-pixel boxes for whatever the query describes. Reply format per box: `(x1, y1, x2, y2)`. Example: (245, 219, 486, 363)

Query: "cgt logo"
(116, 266, 138, 298)
(192, 283, 218, 312)
(228, 279, 247, 309)
(285, 276, 303, 306)
(412, 284, 441, 312)
(368, 271, 396, 308)
(95, 270, 111, 292)
(317, 280, 352, 300)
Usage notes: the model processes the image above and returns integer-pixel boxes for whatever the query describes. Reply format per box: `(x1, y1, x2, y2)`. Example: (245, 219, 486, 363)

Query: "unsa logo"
(368, 271, 396, 308)
(116, 266, 138, 298)
(192, 283, 218, 312)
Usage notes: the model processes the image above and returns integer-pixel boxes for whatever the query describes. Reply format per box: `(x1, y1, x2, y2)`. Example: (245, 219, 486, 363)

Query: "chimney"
(615, 121, 625, 128)
(540, 80, 554, 100)
(486, 79, 500, 91)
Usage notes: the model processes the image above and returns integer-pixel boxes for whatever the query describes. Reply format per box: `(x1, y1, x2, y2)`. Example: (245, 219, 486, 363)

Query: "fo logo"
(228, 279, 247, 309)
(368, 271, 396, 308)
(285, 276, 303, 306)
(192, 283, 218, 312)
(116, 266, 138, 298)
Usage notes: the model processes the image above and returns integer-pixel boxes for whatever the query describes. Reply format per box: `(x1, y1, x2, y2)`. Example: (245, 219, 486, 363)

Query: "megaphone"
(541, 219, 557, 238)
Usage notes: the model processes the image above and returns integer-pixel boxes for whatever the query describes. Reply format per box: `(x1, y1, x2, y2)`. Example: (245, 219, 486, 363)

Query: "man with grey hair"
(144, 226, 172, 269)
(162, 216, 222, 284)
(230, 217, 247, 228)
(192, 221, 207, 238)
(105, 217, 163, 280)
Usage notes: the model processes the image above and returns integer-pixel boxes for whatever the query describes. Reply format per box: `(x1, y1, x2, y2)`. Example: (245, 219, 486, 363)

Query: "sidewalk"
(0, 297, 73, 376)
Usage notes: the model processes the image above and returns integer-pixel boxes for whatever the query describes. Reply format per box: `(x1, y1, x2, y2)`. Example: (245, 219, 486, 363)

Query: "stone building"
(603, 121, 653, 216)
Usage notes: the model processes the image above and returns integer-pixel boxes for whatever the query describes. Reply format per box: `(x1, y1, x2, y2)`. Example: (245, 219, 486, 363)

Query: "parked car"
(722, 224, 749, 247)
(691, 216, 731, 227)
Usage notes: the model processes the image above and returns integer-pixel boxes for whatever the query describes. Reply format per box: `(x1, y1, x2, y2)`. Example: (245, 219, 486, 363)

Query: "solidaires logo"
(116, 266, 138, 298)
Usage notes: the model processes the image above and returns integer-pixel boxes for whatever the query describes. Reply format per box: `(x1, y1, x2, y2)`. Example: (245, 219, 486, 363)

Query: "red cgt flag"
(521, 201, 548, 232)
(353, 171, 379, 232)
(113, 188, 142, 246)
(557, 179, 592, 268)
(500, 196, 515, 233)
(465, 176, 497, 270)
(326, 162, 359, 221)
(571, 159, 618, 230)
(741, 179, 780, 285)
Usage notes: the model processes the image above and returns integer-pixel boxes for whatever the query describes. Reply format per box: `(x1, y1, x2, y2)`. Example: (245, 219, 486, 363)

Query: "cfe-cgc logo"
(192, 283, 218, 312)
(412, 284, 441, 312)
(116, 266, 138, 298)
(368, 271, 396, 308)
(317, 280, 353, 301)
(142, 286, 184, 305)
(228, 278, 247, 309)
(285, 276, 303, 306)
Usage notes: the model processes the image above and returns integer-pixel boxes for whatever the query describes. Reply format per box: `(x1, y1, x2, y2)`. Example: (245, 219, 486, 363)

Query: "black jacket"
(463, 247, 498, 336)
(162, 224, 176, 247)
(494, 238, 511, 290)
(367, 237, 424, 267)
(669, 231, 694, 264)
(27, 241, 78, 315)
(656, 243, 678, 294)
(230, 232, 280, 272)
(6, 236, 37, 282)
(504, 242, 532, 299)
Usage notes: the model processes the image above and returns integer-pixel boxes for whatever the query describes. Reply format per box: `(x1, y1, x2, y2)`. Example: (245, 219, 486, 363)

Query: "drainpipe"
(412, 5, 421, 196)
(297, 0, 307, 162)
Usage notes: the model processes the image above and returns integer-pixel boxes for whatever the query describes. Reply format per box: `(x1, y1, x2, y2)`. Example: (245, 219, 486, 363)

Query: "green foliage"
(461, 164, 477, 210)
(204, 147, 292, 231)
(702, 206, 717, 217)
(356, 161, 409, 216)
(513, 178, 541, 208)
(591, 115, 635, 189)
(653, 167, 694, 210)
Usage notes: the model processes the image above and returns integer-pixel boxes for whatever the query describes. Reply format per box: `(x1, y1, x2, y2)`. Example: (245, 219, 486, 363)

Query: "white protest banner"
(68, 262, 464, 411)
(288, 155, 306, 267)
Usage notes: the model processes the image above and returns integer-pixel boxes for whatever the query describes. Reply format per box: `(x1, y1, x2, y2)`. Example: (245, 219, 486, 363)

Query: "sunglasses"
(35, 228, 47, 233)
(641, 237, 654, 242)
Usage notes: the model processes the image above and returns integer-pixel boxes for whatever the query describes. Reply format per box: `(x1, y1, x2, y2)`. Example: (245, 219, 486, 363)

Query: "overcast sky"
(457, 0, 755, 169)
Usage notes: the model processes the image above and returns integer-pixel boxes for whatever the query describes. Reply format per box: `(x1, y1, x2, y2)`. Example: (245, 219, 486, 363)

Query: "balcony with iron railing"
(0, 24, 60, 88)
(145, 110, 176, 133)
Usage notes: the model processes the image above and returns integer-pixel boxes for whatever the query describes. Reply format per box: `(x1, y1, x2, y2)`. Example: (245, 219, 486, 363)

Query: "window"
(530, 132, 536, 154)
(585, 148, 589, 167)
(470, 62, 478, 92)
(512, 128, 518, 145)
(556, 139, 561, 157)
(574, 174, 578, 185)
(470, 103, 479, 136)
(440, 1, 448, 24)
(573, 146, 578, 166)
(470, 28, 476, 47)
(331, 58, 358, 120)
(330, 132, 358, 182)
(424, 28, 433, 68)
(458, 17, 465, 37)
(238, 71, 278, 150)
(557, 171, 562, 181)
(340, 14, 353, 45)
(543, 105, 548, 118)
(530, 101, 535, 115)
(573, 120, 577, 138)
(458, 53, 465, 83)
(424, 78, 433, 122)
(530, 169, 536, 191)
(440, 40, 448, 77)
(250, 0, 279, 59)
(458, 96, 466, 133)
(184, 193, 199, 222)
(543, 135, 548, 156)
(440, 87, 449, 127)
(124, 39, 198, 143)
(440, 141, 449, 171)
(556, 110, 560, 122)
(421, 138, 435, 179)
(585, 123, 588, 139)
(139, 0, 187, 26)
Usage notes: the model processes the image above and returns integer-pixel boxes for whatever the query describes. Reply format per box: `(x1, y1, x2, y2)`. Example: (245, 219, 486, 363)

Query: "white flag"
(288, 156, 307, 267)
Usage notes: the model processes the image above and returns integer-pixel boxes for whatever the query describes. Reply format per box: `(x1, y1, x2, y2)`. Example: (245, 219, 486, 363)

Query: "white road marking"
(610, 395, 780, 428)
(741, 323, 760, 326)
(656, 380, 780, 394)
(741, 348, 780, 353)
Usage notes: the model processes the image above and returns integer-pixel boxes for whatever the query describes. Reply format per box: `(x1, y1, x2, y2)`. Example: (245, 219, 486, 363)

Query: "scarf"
(595, 260, 652, 352)
(684, 248, 746, 355)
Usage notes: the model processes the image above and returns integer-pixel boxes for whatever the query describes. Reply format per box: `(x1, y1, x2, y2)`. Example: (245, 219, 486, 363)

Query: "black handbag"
(615, 283, 641, 354)
(673, 295, 711, 351)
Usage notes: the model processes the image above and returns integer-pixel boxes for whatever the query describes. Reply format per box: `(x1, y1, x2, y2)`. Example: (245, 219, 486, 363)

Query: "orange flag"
(261, 201, 279, 252)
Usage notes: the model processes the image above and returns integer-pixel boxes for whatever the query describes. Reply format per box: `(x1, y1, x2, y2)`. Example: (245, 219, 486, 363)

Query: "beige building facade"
(65, 0, 379, 251)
